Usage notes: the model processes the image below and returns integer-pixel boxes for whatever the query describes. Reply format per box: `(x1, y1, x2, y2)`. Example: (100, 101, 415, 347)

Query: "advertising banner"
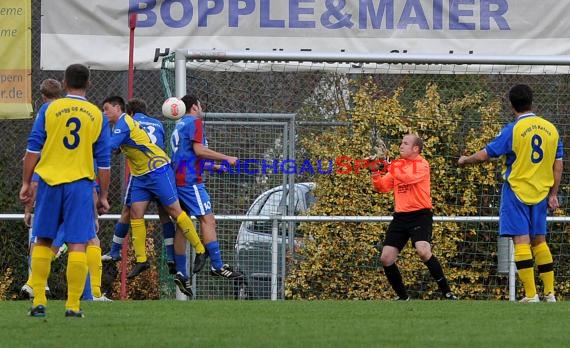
(0, 0, 32, 119)
(41, 0, 570, 71)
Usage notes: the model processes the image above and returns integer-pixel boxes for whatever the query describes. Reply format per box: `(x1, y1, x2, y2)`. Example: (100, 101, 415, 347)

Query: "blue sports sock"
(206, 241, 223, 270)
(82, 271, 93, 300)
(175, 253, 187, 277)
(162, 222, 175, 262)
(110, 222, 130, 256)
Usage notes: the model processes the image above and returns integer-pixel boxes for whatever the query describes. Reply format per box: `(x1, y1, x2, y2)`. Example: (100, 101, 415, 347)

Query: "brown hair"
(126, 98, 148, 115)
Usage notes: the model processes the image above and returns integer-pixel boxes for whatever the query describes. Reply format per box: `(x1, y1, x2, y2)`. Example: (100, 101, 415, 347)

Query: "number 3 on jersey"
(64, 117, 81, 149)
(531, 134, 543, 163)
(145, 125, 157, 144)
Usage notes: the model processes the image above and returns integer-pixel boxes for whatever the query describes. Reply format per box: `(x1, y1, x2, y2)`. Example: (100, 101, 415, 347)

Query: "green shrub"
(287, 79, 505, 299)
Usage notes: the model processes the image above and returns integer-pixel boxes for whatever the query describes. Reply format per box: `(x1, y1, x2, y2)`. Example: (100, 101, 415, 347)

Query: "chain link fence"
(2, 2, 570, 300)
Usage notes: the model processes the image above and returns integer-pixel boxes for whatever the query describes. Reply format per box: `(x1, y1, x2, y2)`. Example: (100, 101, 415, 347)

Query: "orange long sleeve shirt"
(371, 156, 432, 213)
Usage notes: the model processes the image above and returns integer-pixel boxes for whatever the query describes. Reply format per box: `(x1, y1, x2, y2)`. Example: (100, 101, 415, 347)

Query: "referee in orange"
(371, 134, 456, 300)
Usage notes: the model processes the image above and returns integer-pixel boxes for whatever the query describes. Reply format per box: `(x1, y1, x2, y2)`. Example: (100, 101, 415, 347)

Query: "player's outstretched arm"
(458, 149, 489, 166)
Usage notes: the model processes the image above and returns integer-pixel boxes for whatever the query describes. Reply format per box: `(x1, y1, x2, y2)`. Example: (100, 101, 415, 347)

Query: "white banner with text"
(41, 0, 570, 70)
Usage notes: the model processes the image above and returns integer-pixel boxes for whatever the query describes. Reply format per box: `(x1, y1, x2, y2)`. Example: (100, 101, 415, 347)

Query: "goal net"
(160, 50, 570, 301)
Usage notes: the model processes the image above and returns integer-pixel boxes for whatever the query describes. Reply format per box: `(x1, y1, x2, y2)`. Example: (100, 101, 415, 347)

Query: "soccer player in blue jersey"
(459, 84, 562, 303)
(102, 98, 177, 275)
(102, 96, 206, 289)
(171, 95, 244, 281)
(20, 64, 111, 318)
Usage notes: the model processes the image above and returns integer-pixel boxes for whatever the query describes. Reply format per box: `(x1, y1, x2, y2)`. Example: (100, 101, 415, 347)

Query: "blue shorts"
(129, 168, 178, 207)
(32, 177, 96, 244)
(30, 224, 66, 248)
(177, 183, 213, 217)
(499, 184, 548, 237)
(123, 176, 162, 208)
(124, 175, 133, 207)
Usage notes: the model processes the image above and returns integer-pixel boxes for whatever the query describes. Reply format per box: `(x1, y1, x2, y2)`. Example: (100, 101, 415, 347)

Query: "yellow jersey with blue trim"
(111, 113, 170, 176)
(485, 113, 563, 204)
(27, 96, 110, 185)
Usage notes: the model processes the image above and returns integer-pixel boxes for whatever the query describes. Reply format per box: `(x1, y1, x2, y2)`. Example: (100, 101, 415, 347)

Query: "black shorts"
(384, 209, 433, 251)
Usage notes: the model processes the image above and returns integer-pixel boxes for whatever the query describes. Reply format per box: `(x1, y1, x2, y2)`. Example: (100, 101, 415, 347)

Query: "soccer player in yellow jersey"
(21, 78, 62, 299)
(102, 99, 178, 277)
(102, 96, 205, 290)
(20, 64, 111, 317)
(21, 78, 110, 302)
(459, 84, 563, 303)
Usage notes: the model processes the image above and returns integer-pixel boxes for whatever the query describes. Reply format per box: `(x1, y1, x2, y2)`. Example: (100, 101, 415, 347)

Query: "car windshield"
(248, 187, 310, 234)
(259, 190, 283, 216)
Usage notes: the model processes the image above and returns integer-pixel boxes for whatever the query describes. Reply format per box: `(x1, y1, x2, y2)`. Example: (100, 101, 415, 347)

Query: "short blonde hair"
(412, 135, 423, 152)
(405, 133, 423, 152)
(39, 79, 62, 100)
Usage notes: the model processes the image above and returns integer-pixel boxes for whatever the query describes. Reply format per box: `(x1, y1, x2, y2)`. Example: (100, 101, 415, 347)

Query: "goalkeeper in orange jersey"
(371, 134, 456, 300)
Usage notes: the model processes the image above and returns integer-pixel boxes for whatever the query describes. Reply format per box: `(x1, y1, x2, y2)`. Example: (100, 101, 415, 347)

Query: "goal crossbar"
(176, 49, 570, 66)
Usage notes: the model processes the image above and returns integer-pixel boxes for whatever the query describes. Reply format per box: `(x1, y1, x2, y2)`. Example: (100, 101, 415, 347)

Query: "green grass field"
(1, 300, 568, 347)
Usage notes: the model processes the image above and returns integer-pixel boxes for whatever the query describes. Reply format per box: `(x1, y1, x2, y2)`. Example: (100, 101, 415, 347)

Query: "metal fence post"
(508, 238, 516, 302)
(271, 213, 280, 301)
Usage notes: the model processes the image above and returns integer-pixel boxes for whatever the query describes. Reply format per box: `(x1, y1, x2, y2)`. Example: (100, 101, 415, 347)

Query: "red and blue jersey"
(170, 115, 206, 186)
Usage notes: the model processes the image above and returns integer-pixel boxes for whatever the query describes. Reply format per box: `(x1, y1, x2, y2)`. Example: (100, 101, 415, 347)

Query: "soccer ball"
(161, 97, 186, 120)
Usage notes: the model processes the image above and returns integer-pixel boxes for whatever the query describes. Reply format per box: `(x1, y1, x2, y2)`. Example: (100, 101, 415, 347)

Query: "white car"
(234, 183, 315, 299)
